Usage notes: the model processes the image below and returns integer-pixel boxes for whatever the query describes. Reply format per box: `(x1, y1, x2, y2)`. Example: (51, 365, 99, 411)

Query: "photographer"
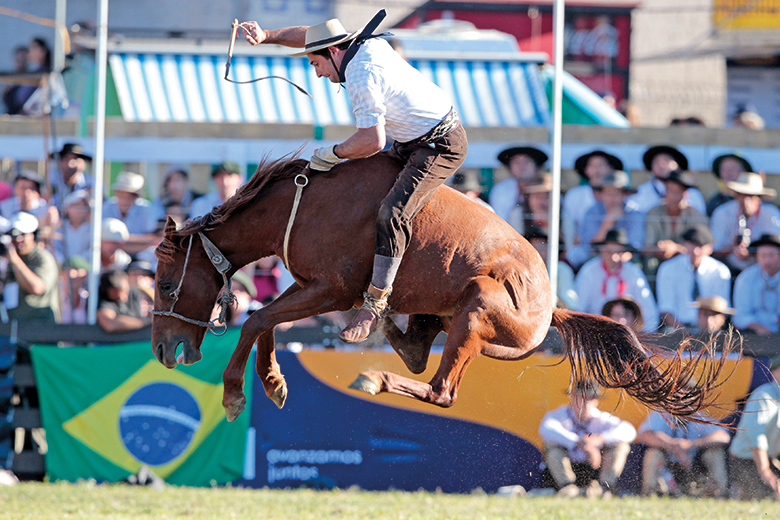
(0, 212, 59, 322)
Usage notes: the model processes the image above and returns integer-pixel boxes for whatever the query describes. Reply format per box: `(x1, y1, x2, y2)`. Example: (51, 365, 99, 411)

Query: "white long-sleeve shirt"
(656, 254, 732, 325)
(539, 405, 637, 463)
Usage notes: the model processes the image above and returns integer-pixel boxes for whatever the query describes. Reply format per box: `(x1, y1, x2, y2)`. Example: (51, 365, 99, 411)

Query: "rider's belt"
(406, 108, 459, 145)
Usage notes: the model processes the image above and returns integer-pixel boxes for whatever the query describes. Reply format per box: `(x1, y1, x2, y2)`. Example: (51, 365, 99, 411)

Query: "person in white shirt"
(242, 14, 467, 343)
(189, 162, 244, 219)
(710, 172, 780, 274)
(730, 354, 780, 501)
(525, 226, 578, 310)
(102, 171, 158, 256)
(575, 228, 659, 332)
(563, 150, 623, 255)
(0, 171, 57, 228)
(489, 145, 548, 223)
(655, 226, 731, 329)
(539, 379, 636, 497)
(53, 189, 93, 264)
(627, 145, 706, 215)
(732, 233, 780, 335)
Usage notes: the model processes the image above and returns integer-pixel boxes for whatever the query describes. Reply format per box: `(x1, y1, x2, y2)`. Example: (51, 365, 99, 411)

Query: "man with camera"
(0, 212, 59, 322)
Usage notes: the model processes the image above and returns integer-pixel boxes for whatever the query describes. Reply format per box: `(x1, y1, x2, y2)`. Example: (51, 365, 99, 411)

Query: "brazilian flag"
(31, 329, 253, 486)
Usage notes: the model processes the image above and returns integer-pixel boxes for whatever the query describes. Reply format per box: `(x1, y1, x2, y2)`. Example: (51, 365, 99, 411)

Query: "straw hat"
(288, 19, 362, 57)
(102, 218, 129, 242)
(691, 296, 734, 315)
(725, 172, 776, 197)
(112, 171, 145, 195)
(593, 170, 635, 193)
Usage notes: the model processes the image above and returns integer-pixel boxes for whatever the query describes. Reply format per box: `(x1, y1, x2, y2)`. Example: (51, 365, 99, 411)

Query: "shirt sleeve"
(732, 270, 758, 329)
(346, 65, 387, 130)
(539, 407, 580, 449)
(597, 413, 637, 445)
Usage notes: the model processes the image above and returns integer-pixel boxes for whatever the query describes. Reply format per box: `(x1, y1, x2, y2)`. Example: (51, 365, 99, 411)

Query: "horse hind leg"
(380, 314, 443, 374)
(350, 280, 495, 407)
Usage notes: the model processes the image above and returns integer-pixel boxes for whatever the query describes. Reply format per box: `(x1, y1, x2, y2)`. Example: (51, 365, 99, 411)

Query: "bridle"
(151, 231, 236, 336)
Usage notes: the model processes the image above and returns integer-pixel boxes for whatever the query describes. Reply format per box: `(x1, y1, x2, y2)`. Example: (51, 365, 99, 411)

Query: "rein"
(151, 231, 236, 336)
(223, 19, 313, 99)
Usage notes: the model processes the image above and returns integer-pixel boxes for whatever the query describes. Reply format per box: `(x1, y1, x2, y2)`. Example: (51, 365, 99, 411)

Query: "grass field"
(0, 483, 778, 520)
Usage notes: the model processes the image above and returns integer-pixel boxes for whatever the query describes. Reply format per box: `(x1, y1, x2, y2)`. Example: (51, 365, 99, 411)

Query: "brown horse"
(152, 153, 733, 422)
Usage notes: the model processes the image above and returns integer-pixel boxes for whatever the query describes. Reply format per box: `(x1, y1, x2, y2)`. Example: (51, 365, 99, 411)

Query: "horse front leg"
(221, 281, 343, 421)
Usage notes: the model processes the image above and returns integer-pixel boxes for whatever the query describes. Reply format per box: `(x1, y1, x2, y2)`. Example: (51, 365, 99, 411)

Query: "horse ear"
(163, 216, 178, 239)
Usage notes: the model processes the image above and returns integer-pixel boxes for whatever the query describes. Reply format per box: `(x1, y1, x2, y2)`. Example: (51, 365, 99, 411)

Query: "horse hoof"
(348, 374, 380, 395)
(271, 384, 287, 409)
(224, 395, 246, 422)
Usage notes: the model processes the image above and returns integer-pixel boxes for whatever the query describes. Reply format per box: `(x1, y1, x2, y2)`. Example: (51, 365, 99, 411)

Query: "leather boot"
(339, 284, 391, 343)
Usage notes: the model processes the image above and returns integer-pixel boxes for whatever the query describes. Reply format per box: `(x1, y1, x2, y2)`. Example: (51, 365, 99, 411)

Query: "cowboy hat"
(288, 19, 363, 57)
(602, 297, 643, 323)
(497, 146, 548, 167)
(681, 226, 714, 246)
(593, 228, 636, 252)
(711, 153, 752, 178)
(643, 145, 689, 172)
(691, 296, 734, 315)
(51, 142, 92, 161)
(749, 233, 780, 250)
(573, 150, 624, 179)
(662, 169, 697, 190)
(111, 171, 145, 195)
(447, 170, 483, 193)
(593, 170, 635, 193)
(725, 172, 776, 198)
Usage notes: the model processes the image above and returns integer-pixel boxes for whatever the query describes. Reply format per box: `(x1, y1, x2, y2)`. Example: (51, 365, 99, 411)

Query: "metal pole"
(87, 0, 109, 325)
(53, 0, 67, 73)
(548, 0, 565, 307)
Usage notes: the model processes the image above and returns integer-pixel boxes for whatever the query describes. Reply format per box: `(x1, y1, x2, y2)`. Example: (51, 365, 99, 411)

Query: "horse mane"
(155, 154, 307, 263)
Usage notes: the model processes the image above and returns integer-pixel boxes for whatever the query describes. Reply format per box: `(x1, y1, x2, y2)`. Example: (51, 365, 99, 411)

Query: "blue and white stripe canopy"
(109, 53, 550, 127)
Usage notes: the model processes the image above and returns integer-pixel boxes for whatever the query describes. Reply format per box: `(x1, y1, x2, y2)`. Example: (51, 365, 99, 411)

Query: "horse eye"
(159, 282, 173, 294)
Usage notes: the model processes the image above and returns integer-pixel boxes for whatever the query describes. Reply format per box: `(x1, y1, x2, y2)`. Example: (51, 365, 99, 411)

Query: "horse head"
(152, 217, 225, 369)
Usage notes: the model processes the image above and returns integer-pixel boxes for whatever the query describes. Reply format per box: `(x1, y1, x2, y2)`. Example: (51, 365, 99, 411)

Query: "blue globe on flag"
(119, 382, 201, 466)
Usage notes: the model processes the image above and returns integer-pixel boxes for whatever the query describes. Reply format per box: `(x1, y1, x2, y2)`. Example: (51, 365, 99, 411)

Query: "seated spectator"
(731, 102, 765, 130)
(570, 171, 644, 269)
(601, 297, 643, 333)
(691, 296, 734, 334)
(525, 226, 578, 310)
(190, 162, 244, 219)
(50, 143, 93, 206)
(53, 189, 92, 263)
(2, 37, 51, 116)
(100, 218, 132, 272)
(224, 270, 259, 327)
(509, 174, 556, 236)
(638, 409, 730, 498)
(655, 226, 731, 329)
(539, 379, 636, 498)
(575, 228, 659, 332)
(251, 257, 282, 304)
(711, 172, 780, 274)
(0, 171, 58, 230)
(96, 269, 150, 333)
(126, 259, 155, 314)
(152, 165, 202, 221)
(729, 354, 780, 501)
(627, 145, 706, 215)
(644, 170, 708, 261)
(58, 255, 90, 324)
(447, 170, 493, 211)
(489, 146, 548, 224)
(563, 150, 623, 257)
(1, 212, 59, 322)
(103, 172, 158, 253)
(732, 233, 780, 335)
(707, 153, 753, 217)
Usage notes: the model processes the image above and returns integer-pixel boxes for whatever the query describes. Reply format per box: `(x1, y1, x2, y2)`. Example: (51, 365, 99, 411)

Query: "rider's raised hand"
(310, 145, 345, 171)
(241, 21, 265, 46)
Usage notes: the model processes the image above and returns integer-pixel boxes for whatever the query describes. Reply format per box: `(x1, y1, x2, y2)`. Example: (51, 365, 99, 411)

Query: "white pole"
(548, 0, 565, 307)
(54, 0, 67, 73)
(87, 0, 109, 325)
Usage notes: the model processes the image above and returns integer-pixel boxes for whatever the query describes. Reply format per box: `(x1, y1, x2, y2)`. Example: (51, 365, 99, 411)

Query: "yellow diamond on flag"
(63, 360, 225, 478)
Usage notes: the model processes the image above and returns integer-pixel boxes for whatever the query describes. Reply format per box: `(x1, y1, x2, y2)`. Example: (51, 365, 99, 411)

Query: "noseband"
(151, 231, 236, 336)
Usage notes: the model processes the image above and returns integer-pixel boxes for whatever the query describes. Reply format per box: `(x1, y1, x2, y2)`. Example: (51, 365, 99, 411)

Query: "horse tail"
(550, 308, 739, 419)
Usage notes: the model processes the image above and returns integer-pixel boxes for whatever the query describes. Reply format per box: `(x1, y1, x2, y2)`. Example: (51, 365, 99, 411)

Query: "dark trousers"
(376, 121, 468, 258)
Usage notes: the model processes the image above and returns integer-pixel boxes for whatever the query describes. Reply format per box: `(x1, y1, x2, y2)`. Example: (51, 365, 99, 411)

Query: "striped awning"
(108, 52, 550, 127)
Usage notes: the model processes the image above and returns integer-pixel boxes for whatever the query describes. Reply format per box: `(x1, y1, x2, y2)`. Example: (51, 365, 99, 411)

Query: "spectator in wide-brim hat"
(575, 227, 660, 332)
(152, 165, 203, 222)
(490, 145, 548, 224)
(100, 217, 132, 272)
(644, 169, 709, 260)
(706, 152, 753, 217)
(627, 145, 706, 215)
(602, 296, 644, 333)
(103, 171, 158, 242)
(510, 173, 555, 236)
(53, 189, 93, 264)
(656, 225, 731, 330)
(732, 233, 780, 336)
(190, 161, 245, 220)
(710, 172, 780, 274)
(446, 169, 493, 212)
(691, 296, 734, 334)
(563, 150, 624, 260)
(51, 142, 94, 205)
(570, 171, 644, 269)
